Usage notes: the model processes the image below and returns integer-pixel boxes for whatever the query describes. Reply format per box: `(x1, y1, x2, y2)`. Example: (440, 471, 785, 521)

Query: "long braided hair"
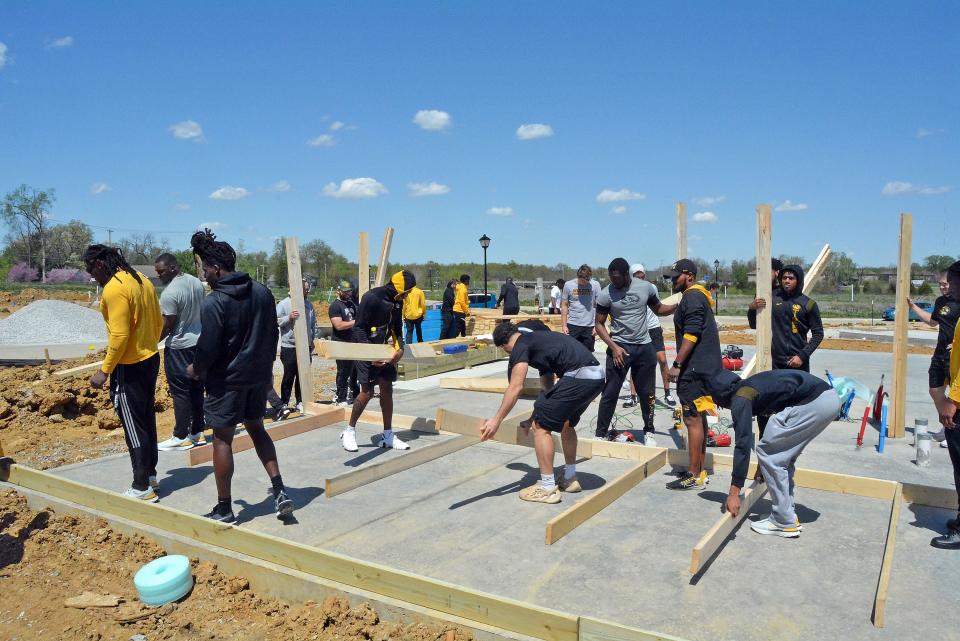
(82, 244, 142, 284)
(190, 228, 236, 271)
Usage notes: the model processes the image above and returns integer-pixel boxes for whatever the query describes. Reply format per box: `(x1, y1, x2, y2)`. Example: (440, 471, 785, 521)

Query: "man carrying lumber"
(276, 278, 316, 414)
(402, 282, 427, 344)
(931, 261, 960, 550)
(83, 245, 163, 502)
(187, 229, 294, 523)
(664, 259, 722, 490)
(623, 264, 675, 409)
(561, 264, 600, 352)
(453, 274, 471, 337)
(154, 252, 207, 451)
(595, 258, 676, 446)
(341, 270, 418, 452)
(329, 280, 359, 406)
(702, 368, 840, 537)
(482, 321, 604, 503)
(497, 276, 520, 315)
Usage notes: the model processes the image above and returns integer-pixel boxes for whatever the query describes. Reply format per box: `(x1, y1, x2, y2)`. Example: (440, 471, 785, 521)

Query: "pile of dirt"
(0, 489, 472, 641)
(0, 288, 94, 319)
(313, 299, 331, 321)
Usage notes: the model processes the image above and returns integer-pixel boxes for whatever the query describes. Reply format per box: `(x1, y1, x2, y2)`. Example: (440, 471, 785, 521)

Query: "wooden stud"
(579, 616, 691, 641)
(439, 377, 542, 395)
(545, 450, 666, 545)
(43, 348, 51, 366)
(754, 204, 773, 373)
(676, 202, 687, 260)
(689, 480, 768, 575)
(284, 237, 315, 405)
(373, 227, 395, 288)
(436, 409, 592, 458)
(901, 481, 957, 510)
(802, 244, 832, 294)
(872, 483, 903, 628)
(398, 346, 505, 380)
(315, 339, 396, 361)
(358, 231, 370, 297)
(890, 213, 913, 439)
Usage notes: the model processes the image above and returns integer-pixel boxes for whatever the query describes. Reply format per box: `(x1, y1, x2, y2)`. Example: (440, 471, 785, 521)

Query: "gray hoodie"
(276, 297, 317, 349)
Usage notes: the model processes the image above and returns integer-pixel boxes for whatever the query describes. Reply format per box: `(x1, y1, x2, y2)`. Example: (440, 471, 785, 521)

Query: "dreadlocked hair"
(190, 228, 236, 271)
(82, 244, 142, 284)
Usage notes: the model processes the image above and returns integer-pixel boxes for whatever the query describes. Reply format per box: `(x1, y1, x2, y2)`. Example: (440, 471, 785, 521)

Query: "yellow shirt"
(950, 318, 960, 405)
(453, 282, 470, 315)
(99, 270, 163, 374)
(403, 286, 426, 320)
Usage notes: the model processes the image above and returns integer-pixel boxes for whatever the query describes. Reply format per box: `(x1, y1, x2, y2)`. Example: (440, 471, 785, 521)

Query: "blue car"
(882, 301, 932, 321)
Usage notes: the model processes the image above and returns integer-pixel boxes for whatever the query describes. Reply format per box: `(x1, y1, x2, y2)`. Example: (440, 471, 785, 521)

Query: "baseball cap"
(337, 279, 353, 291)
(630, 263, 645, 275)
(664, 259, 697, 279)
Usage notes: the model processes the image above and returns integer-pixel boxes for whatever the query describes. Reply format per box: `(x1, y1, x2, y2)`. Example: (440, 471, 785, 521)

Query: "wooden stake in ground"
(872, 482, 903, 627)
(754, 204, 773, 373)
(284, 237, 315, 406)
(890, 213, 913, 439)
(358, 231, 369, 297)
(676, 202, 687, 260)
(373, 227, 395, 288)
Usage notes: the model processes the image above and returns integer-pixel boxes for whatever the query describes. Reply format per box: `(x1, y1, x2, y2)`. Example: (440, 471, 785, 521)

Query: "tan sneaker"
(519, 484, 561, 504)
(557, 475, 582, 493)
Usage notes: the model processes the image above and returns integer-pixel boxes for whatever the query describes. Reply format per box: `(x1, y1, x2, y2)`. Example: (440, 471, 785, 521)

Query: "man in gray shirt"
(595, 257, 676, 445)
(155, 253, 207, 451)
(561, 264, 601, 352)
(276, 278, 317, 413)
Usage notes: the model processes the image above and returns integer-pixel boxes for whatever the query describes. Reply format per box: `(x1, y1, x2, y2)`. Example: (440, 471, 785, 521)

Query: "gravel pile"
(0, 299, 107, 345)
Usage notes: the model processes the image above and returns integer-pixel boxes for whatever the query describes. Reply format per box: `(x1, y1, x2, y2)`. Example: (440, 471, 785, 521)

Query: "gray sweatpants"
(755, 389, 840, 527)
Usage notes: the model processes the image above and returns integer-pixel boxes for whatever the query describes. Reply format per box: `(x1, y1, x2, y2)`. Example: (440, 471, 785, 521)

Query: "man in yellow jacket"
(453, 274, 471, 337)
(933, 261, 960, 550)
(83, 245, 163, 502)
(403, 284, 427, 344)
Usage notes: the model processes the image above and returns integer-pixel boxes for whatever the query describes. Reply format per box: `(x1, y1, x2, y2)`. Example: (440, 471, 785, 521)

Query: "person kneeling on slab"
(702, 368, 840, 538)
(481, 322, 604, 504)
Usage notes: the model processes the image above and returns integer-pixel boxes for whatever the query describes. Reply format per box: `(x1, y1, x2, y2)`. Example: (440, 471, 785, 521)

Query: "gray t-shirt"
(563, 278, 601, 327)
(159, 273, 205, 349)
(596, 277, 660, 345)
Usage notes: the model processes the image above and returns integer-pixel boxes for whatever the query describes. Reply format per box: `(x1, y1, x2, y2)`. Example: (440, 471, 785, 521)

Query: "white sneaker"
(189, 433, 206, 446)
(643, 433, 658, 447)
(148, 476, 159, 490)
(335, 401, 350, 407)
(295, 402, 303, 414)
(340, 429, 359, 452)
(377, 432, 410, 450)
(941, 440, 949, 448)
(750, 517, 800, 538)
(123, 487, 159, 503)
(930, 428, 946, 443)
(158, 436, 194, 451)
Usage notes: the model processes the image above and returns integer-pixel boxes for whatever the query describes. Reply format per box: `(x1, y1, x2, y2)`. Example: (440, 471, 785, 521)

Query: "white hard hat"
(630, 263, 645, 275)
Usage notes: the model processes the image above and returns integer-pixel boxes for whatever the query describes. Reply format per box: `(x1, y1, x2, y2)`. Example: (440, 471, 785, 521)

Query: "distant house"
(131, 264, 163, 288)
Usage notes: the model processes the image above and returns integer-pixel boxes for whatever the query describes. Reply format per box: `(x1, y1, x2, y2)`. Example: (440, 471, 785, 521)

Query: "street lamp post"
(479, 234, 491, 303)
(714, 259, 720, 314)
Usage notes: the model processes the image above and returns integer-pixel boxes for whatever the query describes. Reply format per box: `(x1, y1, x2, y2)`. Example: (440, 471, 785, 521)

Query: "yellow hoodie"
(453, 282, 470, 315)
(403, 286, 426, 320)
(99, 270, 163, 374)
(950, 318, 960, 405)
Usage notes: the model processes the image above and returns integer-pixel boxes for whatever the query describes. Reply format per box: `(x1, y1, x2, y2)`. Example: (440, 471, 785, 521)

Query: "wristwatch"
(672, 360, 683, 369)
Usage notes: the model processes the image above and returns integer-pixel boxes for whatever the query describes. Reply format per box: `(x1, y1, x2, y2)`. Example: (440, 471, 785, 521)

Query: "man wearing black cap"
(329, 280, 359, 406)
(663, 259, 722, 490)
(341, 270, 417, 452)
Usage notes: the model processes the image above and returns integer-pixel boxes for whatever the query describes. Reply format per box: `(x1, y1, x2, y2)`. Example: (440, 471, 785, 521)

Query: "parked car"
(468, 292, 497, 309)
(881, 301, 932, 321)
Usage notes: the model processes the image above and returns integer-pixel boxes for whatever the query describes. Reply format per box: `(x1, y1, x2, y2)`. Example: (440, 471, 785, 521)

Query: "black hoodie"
(704, 369, 832, 487)
(193, 271, 279, 389)
(353, 283, 405, 349)
(750, 264, 824, 370)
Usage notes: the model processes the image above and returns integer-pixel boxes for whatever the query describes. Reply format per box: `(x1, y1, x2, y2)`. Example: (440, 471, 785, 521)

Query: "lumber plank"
(373, 227, 394, 288)
(890, 213, 913, 438)
(187, 408, 343, 466)
(689, 480, 768, 575)
(579, 616, 691, 641)
(803, 244, 832, 294)
(0, 464, 578, 641)
(358, 231, 369, 297)
(439, 377, 542, 395)
(658, 292, 681, 306)
(901, 481, 957, 510)
(590, 441, 665, 463)
(397, 346, 504, 380)
(754, 204, 773, 373)
(676, 201, 687, 260)
(285, 237, 315, 404)
(437, 409, 592, 458)
(326, 434, 479, 497)
(546, 450, 666, 545)
(872, 483, 903, 628)
(315, 339, 397, 361)
(349, 409, 438, 433)
(409, 336, 480, 359)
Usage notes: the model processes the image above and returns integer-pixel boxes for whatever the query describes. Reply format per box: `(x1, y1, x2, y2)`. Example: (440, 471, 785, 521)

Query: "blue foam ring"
(134, 555, 193, 606)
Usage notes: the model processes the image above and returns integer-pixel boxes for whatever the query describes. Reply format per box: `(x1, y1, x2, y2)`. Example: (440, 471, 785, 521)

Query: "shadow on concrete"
(234, 485, 324, 525)
(906, 503, 955, 534)
(447, 460, 603, 510)
(342, 429, 437, 468)
(157, 466, 215, 497)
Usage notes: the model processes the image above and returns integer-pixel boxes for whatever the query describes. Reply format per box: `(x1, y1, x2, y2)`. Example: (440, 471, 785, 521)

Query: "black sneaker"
(274, 490, 294, 519)
(931, 529, 960, 550)
(595, 427, 609, 440)
(204, 506, 236, 523)
(946, 515, 959, 531)
(665, 470, 709, 490)
(664, 393, 677, 408)
(277, 405, 293, 421)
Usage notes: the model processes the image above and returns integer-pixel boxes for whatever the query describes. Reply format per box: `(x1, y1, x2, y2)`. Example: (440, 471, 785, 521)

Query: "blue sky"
(1, 2, 956, 269)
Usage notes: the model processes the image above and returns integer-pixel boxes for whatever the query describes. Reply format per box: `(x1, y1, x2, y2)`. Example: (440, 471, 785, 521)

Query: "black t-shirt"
(507, 331, 598, 381)
(328, 299, 357, 342)
(931, 294, 960, 357)
(673, 286, 722, 378)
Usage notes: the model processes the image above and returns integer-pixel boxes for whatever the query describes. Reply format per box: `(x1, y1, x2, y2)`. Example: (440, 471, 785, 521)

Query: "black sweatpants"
(110, 353, 160, 491)
(597, 342, 656, 433)
(567, 324, 595, 353)
(440, 311, 455, 339)
(404, 318, 424, 344)
(947, 409, 960, 519)
(335, 359, 360, 402)
(164, 346, 204, 439)
(280, 346, 311, 405)
(453, 312, 467, 337)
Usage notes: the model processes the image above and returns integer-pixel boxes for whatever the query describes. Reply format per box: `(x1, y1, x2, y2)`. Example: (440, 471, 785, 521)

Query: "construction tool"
(873, 374, 886, 422)
(856, 404, 871, 449)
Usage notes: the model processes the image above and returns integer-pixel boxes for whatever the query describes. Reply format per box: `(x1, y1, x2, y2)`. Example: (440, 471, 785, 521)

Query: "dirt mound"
(0, 488, 471, 641)
(0, 287, 94, 319)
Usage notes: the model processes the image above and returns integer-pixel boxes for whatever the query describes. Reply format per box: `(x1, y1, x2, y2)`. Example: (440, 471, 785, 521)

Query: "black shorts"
(567, 324, 595, 352)
(204, 385, 268, 429)
(929, 355, 950, 389)
(533, 376, 604, 431)
(648, 327, 665, 353)
(354, 360, 398, 390)
(676, 374, 715, 418)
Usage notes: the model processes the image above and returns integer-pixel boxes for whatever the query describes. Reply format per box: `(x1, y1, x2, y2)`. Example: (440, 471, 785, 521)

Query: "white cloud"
(610, 206, 627, 215)
(267, 180, 291, 192)
(0, 42, 8, 69)
(329, 121, 344, 131)
(917, 128, 945, 138)
(307, 134, 335, 147)
(690, 234, 703, 242)
(413, 109, 452, 131)
(516, 123, 554, 140)
(175, 203, 191, 211)
(47, 36, 74, 49)
(408, 182, 450, 197)
(197, 221, 225, 232)
(487, 206, 514, 217)
(322, 177, 387, 199)
(596, 188, 646, 203)
(169, 120, 203, 142)
(882, 181, 953, 196)
(692, 211, 718, 223)
(90, 182, 111, 195)
(209, 186, 250, 200)
(775, 200, 808, 212)
(693, 195, 725, 207)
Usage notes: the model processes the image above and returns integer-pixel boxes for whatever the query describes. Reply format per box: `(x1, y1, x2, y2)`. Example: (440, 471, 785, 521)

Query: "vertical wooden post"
(803, 244, 832, 293)
(284, 237, 315, 407)
(676, 202, 687, 260)
(755, 204, 773, 373)
(890, 213, 913, 438)
(373, 227, 395, 288)
(358, 232, 369, 298)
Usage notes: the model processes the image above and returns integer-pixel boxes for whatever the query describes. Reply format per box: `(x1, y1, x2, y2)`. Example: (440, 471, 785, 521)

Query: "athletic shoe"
(376, 432, 410, 450)
(335, 400, 350, 407)
(595, 427, 609, 440)
(622, 397, 637, 408)
(665, 470, 709, 490)
(518, 484, 561, 504)
(750, 517, 800, 538)
(930, 428, 946, 443)
(122, 487, 159, 503)
(341, 429, 359, 452)
(796, 516, 804, 532)
(664, 393, 677, 408)
(295, 402, 303, 414)
(931, 529, 960, 549)
(157, 436, 195, 451)
(941, 440, 948, 448)
(642, 432, 658, 448)
(274, 490, 294, 519)
(203, 506, 236, 524)
(275, 405, 293, 421)
(946, 515, 959, 530)
(189, 433, 206, 446)
(148, 476, 159, 490)
(557, 475, 581, 493)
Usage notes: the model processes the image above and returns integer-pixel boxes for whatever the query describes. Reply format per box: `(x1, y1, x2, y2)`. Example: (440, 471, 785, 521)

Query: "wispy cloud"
(47, 36, 74, 49)
(198, 221, 226, 232)
(307, 134, 335, 147)
(516, 123, 554, 140)
(487, 206, 514, 217)
(175, 203, 191, 211)
(881, 181, 953, 196)
(209, 186, 250, 200)
(266, 180, 291, 192)
(610, 206, 627, 215)
(90, 182, 111, 195)
(408, 182, 450, 197)
(329, 121, 344, 131)
(775, 200, 808, 212)
(596, 188, 646, 203)
(693, 195, 725, 207)
(917, 128, 946, 139)
(0, 42, 8, 70)
(169, 120, 203, 142)
(413, 109, 452, 131)
(692, 211, 718, 223)
(323, 177, 387, 199)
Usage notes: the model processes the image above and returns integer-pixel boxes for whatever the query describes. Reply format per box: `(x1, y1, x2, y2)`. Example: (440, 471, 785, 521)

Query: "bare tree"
(2, 185, 55, 281)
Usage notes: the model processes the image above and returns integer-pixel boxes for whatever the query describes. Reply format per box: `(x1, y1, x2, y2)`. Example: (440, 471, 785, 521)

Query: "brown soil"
(0, 489, 471, 641)
(662, 329, 935, 356)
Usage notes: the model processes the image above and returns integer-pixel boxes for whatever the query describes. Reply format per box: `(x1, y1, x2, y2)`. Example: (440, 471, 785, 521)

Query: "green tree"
(730, 260, 750, 289)
(45, 220, 93, 269)
(826, 251, 857, 287)
(923, 255, 956, 273)
(2, 184, 55, 281)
